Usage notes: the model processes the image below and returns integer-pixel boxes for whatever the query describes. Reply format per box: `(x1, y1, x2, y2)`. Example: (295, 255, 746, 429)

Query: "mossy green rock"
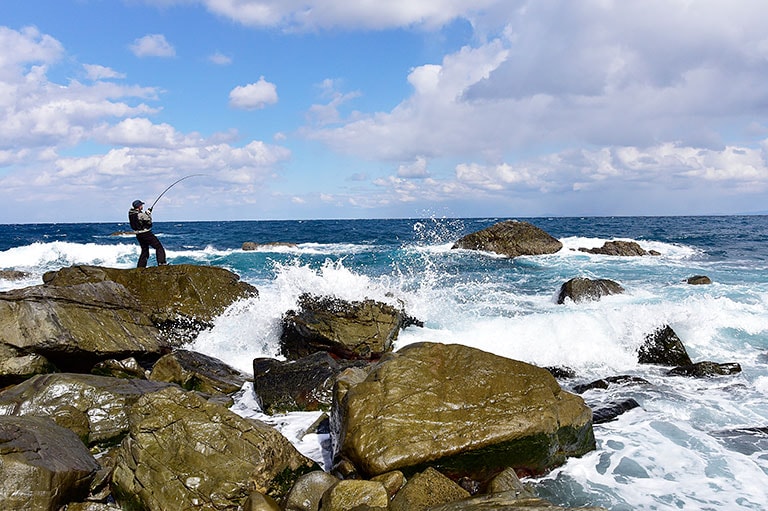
(452, 221, 563, 258)
(112, 386, 318, 510)
(43, 264, 257, 334)
(333, 342, 595, 478)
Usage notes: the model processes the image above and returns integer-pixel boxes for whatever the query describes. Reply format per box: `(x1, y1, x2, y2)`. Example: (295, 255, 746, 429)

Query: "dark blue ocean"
(2, 216, 768, 510)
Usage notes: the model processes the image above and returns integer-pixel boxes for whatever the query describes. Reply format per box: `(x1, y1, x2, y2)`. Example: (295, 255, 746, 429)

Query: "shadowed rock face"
(0, 415, 99, 510)
(452, 221, 563, 258)
(332, 342, 595, 479)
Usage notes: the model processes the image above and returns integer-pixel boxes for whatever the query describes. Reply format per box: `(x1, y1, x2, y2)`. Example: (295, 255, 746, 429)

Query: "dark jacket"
(128, 208, 153, 233)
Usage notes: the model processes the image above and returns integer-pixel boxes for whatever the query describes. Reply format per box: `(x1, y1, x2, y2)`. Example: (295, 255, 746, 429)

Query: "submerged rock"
(332, 342, 595, 478)
(591, 399, 641, 424)
(557, 277, 624, 304)
(638, 325, 693, 367)
(578, 240, 659, 256)
(452, 221, 563, 258)
(667, 361, 742, 377)
(686, 275, 712, 285)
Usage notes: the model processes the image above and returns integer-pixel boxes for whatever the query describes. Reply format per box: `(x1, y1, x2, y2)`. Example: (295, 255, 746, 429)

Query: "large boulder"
(0, 373, 174, 446)
(557, 277, 624, 304)
(0, 280, 166, 372)
(111, 385, 319, 509)
(0, 415, 99, 510)
(451, 221, 563, 258)
(332, 342, 595, 478)
(43, 264, 258, 344)
(281, 293, 416, 361)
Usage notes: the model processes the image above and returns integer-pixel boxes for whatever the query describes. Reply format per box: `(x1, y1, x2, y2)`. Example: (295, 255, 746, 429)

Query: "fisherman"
(128, 200, 167, 267)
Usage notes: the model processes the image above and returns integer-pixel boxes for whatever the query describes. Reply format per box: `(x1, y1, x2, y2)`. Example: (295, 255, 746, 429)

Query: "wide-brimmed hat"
(132, 200, 144, 208)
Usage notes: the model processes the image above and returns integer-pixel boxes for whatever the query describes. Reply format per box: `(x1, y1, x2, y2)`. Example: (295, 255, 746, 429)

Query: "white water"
(2, 234, 768, 509)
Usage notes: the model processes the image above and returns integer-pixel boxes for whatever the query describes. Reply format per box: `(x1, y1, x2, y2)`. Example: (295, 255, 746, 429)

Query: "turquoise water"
(1, 216, 768, 509)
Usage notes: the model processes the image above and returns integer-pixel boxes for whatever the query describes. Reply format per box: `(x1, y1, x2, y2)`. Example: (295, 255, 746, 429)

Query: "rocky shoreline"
(0, 221, 743, 510)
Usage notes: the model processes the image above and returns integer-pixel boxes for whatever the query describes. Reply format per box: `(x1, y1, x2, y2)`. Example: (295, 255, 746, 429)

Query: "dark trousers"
(136, 231, 166, 267)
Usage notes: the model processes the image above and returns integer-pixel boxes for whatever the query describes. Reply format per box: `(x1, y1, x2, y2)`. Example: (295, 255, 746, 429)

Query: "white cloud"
(129, 34, 176, 58)
(397, 156, 430, 178)
(0, 26, 62, 76)
(208, 51, 232, 65)
(0, 28, 159, 152)
(83, 64, 126, 80)
(199, 0, 499, 30)
(229, 77, 278, 110)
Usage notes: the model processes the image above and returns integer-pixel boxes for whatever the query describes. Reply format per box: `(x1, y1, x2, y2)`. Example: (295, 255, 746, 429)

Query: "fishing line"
(148, 174, 205, 212)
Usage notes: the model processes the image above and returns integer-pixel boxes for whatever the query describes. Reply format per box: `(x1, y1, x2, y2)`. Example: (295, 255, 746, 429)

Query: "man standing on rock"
(128, 200, 167, 267)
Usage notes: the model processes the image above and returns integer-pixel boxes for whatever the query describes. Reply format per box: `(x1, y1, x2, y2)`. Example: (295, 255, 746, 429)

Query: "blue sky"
(3, 1, 768, 223)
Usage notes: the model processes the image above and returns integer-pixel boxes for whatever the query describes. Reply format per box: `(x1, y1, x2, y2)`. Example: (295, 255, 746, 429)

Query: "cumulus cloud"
(0, 25, 291, 220)
(299, 0, 768, 214)
(129, 34, 176, 58)
(397, 156, 430, 178)
(229, 77, 278, 110)
(0, 26, 63, 75)
(83, 64, 126, 80)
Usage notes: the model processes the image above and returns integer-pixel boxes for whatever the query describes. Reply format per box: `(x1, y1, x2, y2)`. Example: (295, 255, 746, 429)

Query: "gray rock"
(0, 415, 99, 510)
(452, 221, 563, 258)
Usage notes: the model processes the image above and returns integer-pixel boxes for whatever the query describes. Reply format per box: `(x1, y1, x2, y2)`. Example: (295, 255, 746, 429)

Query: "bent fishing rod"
(148, 174, 205, 212)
